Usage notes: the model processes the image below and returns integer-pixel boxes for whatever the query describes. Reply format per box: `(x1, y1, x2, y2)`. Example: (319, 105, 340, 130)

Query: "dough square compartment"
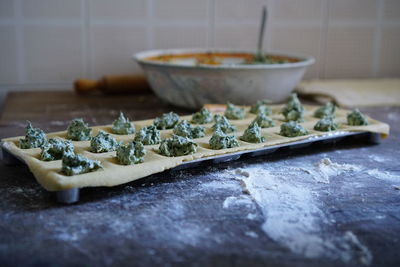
(47, 132, 68, 139)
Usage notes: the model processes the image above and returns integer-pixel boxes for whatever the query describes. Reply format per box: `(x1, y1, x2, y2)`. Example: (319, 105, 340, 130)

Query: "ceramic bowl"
(134, 48, 315, 109)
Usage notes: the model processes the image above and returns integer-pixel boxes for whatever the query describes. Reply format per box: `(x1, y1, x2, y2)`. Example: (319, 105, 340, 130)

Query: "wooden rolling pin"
(74, 75, 152, 95)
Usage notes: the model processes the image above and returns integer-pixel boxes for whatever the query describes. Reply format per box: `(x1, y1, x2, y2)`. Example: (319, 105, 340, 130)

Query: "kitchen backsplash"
(0, 0, 399, 92)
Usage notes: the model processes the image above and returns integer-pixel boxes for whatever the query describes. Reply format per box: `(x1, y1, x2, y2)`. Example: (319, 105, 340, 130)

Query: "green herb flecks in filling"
(134, 125, 161, 145)
(281, 93, 304, 122)
(251, 113, 275, 128)
(314, 102, 336, 119)
(240, 122, 266, 143)
(191, 107, 213, 124)
(280, 121, 309, 137)
(116, 141, 145, 165)
(40, 138, 74, 161)
(153, 112, 180, 130)
(61, 153, 102, 176)
(112, 112, 135, 135)
(209, 128, 239, 150)
(250, 99, 272, 115)
(158, 134, 197, 157)
(90, 130, 120, 153)
(212, 115, 236, 134)
(67, 118, 91, 141)
(224, 102, 245, 120)
(347, 109, 369, 126)
(19, 121, 47, 149)
(314, 116, 338, 132)
(173, 120, 205, 139)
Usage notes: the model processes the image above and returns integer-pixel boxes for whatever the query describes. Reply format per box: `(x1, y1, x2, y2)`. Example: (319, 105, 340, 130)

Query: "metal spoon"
(254, 6, 267, 63)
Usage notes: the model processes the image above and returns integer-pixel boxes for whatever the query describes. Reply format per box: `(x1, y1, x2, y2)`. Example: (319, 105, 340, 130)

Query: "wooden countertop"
(0, 91, 188, 138)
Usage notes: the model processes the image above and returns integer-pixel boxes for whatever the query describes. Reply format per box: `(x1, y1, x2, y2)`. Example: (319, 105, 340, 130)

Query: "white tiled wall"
(0, 0, 399, 93)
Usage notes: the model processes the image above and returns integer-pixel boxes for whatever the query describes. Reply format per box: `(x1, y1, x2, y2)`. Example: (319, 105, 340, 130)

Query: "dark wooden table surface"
(0, 91, 399, 267)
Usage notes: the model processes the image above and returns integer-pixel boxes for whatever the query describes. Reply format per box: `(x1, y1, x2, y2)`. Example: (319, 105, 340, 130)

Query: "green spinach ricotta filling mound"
(159, 134, 198, 157)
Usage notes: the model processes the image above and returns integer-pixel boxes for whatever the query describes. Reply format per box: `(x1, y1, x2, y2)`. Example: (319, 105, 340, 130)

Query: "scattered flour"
(6, 186, 42, 199)
(234, 169, 250, 177)
(222, 196, 254, 209)
(245, 231, 259, 238)
(342, 231, 373, 266)
(246, 213, 257, 220)
(200, 180, 239, 191)
(316, 158, 361, 183)
(368, 154, 387, 163)
(367, 169, 400, 183)
(37, 193, 213, 248)
(54, 228, 90, 242)
(375, 215, 386, 220)
(7, 187, 24, 194)
(387, 112, 398, 121)
(55, 232, 81, 242)
(220, 161, 372, 265)
(299, 158, 361, 184)
(45, 219, 89, 242)
(237, 167, 330, 258)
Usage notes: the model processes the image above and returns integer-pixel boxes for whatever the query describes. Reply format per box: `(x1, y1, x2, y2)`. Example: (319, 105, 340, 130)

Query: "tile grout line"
(265, 0, 272, 52)
(372, 0, 383, 78)
(15, 0, 25, 84)
(4, 18, 397, 28)
(85, 0, 93, 79)
(90, 20, 206, 27)
(81, 0, 89, 79)
(146, 0, 155, 50)
(207, 0, 215, 49)
(319, 0, 330, 79)
(9, 19, 82, 26)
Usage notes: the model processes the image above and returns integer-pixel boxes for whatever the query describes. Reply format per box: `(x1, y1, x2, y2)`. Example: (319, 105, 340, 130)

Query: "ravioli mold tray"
(0, 105, 389, 204)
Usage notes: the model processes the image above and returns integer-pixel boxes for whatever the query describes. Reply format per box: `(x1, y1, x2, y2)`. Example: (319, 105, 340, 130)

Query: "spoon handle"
(257, 6, 267, 56)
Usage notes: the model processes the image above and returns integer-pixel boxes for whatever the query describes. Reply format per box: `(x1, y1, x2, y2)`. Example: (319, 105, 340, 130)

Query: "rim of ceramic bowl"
(133, 48, 315, 70)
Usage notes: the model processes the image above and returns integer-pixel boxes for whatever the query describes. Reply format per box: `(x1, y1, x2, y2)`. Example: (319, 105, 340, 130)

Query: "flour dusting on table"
(342, 231, 373, 265)
(237, 166, 329, 258)
(200, 180, 239, 191)
(222, 196, 254, 209)
(246, 213, 257, 220)
(218, 159, 373, 265)
(368, 154, 387, 163)
(367, 169, 400, 183)
(245, 231, 259, 238)
(298, 158, 361, 184)
(387, 112, 399, 121)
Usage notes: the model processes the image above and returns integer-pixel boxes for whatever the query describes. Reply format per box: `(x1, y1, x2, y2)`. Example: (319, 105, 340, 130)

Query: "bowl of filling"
(134, 48, 314, 109)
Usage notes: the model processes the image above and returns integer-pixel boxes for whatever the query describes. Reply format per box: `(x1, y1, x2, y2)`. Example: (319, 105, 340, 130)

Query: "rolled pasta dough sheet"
(1, 105, 390, 191)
